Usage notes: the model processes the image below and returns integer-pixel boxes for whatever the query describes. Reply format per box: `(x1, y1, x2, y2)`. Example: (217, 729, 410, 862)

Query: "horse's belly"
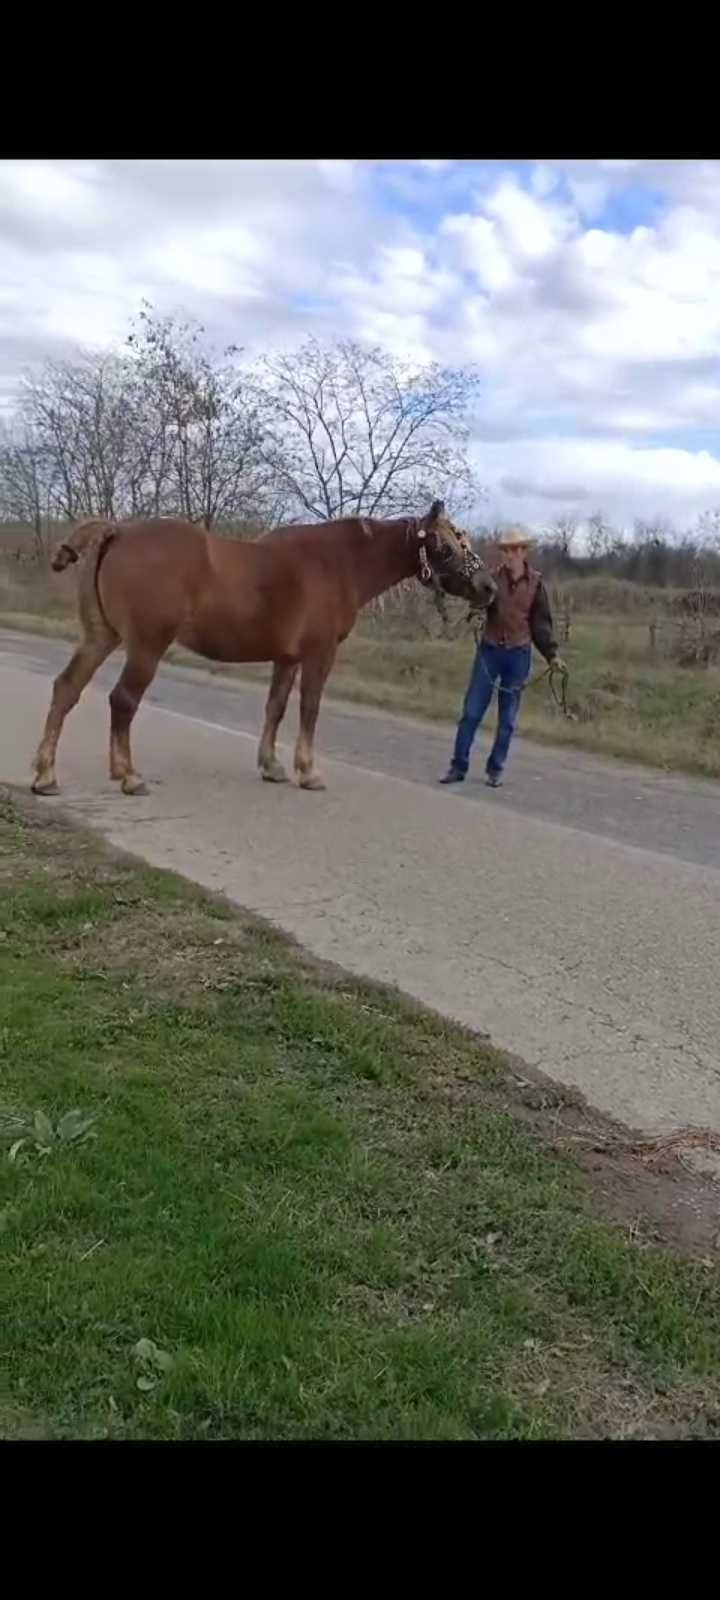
(177, 615, 274, 663)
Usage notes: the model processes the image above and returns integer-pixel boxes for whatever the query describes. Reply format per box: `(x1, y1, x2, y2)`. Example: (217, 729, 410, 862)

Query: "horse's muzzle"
(474, 572, 497, 608)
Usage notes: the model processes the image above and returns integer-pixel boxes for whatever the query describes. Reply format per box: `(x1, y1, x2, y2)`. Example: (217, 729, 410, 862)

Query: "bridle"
(415, 522, 493, 640)
(415, 521, 487, 591)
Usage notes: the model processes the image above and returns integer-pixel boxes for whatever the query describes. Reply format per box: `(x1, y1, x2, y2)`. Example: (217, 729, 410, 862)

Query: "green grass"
(1, 788, 719, 1440)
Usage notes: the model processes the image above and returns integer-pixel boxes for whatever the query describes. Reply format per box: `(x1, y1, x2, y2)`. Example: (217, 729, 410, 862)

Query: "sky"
(2, 157, 720, 532)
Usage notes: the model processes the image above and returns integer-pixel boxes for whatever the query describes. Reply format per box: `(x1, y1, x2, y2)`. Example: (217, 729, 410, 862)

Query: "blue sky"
(1, 158, 720, 531)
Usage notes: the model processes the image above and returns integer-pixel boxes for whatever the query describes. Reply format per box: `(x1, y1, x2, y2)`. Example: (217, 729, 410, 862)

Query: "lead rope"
(465, 583, 575, 718)
(529, 659, 573, 718)
(473, 644, 573, 716)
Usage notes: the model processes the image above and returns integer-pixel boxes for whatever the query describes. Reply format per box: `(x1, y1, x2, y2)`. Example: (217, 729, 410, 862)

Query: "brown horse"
(32, 501, 496, 797)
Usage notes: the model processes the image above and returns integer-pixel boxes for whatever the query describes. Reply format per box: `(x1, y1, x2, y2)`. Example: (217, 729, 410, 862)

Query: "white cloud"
(440, 213, 516, 294)
(2, 158, 720, 528)
(479, 437, 720, 530)
(328, 241, 462, 365)
(484, 178, 576, 259)
(1, 162, 101, 224)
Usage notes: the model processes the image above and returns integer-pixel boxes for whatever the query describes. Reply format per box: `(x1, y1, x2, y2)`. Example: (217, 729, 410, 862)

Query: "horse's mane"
(261, 515, 413, 544)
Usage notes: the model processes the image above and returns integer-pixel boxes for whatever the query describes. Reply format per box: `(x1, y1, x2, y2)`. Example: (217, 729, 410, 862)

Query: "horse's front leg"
(294, 645, 336, 791)
(258, 660, 298, 782)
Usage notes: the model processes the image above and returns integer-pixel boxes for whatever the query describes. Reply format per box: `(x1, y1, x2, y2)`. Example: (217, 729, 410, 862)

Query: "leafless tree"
(697, 508, 720, 552)
(15, 353, 136, 522)
(586, 510, 614, 561)
(1, 315, 481, 555)
(247, 337, 482, 522)
(125, 306, 273, 527)
(1, 308, 282, 536)
(0, 419, 56, 559)
(550, 514, 578, 559)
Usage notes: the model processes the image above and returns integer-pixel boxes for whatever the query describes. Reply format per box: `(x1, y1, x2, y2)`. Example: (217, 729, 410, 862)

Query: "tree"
(697, 508, 720, 551)
(16, 353, 135, 523)
(1, 311, 291, 541)
(248, 337, 482, 522)
(586, 510, 614, 562)
(125, 306, 272, 527)
(630, 518, 676, 587)
(551, 514, 578, 559)
(0, 419, 55, 559)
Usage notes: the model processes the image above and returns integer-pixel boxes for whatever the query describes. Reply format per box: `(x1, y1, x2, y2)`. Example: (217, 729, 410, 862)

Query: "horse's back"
(94, 514, 362, 661)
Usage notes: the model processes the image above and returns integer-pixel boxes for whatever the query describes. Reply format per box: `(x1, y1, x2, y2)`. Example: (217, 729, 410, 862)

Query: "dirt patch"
(433, 1044, 720, 1260)
(499, 1065, 720, 1259)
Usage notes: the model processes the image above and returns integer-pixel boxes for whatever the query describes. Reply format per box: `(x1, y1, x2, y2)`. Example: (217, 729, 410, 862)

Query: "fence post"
(649, 612, 657, 654)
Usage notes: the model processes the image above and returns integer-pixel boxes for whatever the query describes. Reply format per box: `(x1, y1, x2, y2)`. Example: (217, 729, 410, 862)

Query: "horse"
(31, 500, 496, 797)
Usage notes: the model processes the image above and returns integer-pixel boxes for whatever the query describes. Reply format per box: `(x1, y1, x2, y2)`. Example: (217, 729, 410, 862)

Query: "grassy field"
(2, 557, 720, 778)
(337, 613, 720, 777)
(1, 786, 720, 1441)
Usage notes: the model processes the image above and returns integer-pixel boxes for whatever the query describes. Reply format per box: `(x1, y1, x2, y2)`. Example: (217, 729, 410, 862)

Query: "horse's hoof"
(121, 776, 149, 797)
(299, 775, 326, 791)
(261, 764, 289, 783)
(31, 778, 59, 796)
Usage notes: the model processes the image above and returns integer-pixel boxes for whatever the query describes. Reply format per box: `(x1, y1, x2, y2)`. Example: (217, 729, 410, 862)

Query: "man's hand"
(550, 655, 568, 675)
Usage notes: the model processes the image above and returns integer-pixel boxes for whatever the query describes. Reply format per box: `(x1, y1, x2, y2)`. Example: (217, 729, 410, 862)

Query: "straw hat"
(497, 526, 536, 549)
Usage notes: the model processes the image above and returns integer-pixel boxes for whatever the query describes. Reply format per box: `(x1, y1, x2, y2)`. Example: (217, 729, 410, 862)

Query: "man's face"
(505, 543, 529, 574)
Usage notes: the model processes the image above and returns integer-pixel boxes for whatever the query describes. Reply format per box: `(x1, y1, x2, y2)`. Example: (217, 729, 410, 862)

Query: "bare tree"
(4, 309, 280, 534)
(697, 508, 720, 551)
(248, 337, 482, 522)
(125, 306, 272, 527)
(0, 316, 480, 556)
(586, 510, 614, 561)
(0, 419, 55, 559)
(16, 353, 136, 522)
(550, 514, 578, 559)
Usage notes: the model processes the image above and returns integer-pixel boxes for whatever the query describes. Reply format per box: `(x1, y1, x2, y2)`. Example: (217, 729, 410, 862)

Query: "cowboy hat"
(497, 526, 536, 548)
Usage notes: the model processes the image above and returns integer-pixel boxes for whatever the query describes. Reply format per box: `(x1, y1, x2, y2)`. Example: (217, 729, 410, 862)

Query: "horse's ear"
(428, 499, 445, 525)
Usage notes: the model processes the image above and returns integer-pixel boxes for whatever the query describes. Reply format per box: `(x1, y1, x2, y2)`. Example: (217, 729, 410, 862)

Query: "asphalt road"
(3, 625, 720, 1135)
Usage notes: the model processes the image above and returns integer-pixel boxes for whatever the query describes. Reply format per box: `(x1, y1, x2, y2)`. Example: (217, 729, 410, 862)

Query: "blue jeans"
(451, 641, 531, 777)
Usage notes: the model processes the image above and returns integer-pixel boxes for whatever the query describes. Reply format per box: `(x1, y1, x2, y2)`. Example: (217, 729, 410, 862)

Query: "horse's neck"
(352, 520, 417, 606)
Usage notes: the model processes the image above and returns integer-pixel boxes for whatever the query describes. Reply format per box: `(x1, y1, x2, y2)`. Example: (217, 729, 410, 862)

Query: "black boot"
(439, 766, 465, 785)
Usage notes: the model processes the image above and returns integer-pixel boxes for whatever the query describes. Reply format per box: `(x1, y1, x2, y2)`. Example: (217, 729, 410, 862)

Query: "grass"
(1, 787, 720, 1441)
(2, 559, 720, 778)
(337, 617, 720, 777)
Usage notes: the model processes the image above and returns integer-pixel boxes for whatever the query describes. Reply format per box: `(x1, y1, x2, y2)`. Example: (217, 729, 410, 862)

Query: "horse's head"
(416, 501, 497, 610)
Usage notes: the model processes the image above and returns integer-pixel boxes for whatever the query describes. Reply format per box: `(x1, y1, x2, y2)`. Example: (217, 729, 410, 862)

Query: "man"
(440, 527, 565, 789)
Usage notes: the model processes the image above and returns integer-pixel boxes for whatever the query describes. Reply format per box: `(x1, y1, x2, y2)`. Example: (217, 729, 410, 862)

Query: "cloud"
(0, 159, 395, 399)
(2, 158, 720, 528)
(479, 438, 720, 530)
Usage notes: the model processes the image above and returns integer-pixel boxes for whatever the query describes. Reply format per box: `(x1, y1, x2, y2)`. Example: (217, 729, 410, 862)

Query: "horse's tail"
(52, 517, 117, 573)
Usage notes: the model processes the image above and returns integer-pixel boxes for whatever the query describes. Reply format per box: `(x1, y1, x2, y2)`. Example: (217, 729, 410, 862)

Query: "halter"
(415, 523, 484, 588)
(417, 532, 433, 584)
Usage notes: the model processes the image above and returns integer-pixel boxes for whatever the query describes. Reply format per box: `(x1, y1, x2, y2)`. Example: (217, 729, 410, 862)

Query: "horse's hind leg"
(294, 645, 336, 791)
(108, 645, 164, 796)
(32, 633, 117, 794)
(258, 660, 298, 782)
